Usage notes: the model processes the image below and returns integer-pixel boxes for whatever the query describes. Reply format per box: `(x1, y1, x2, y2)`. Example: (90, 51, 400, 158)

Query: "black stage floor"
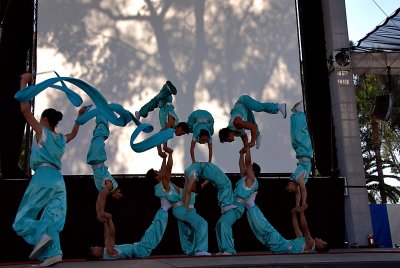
(1, 249, 399, 268)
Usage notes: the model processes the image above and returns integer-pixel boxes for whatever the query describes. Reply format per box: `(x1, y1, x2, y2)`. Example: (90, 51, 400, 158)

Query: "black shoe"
(166, 81, 177, 95)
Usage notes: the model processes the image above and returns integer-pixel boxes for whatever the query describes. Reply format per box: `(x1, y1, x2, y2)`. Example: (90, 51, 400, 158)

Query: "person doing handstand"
(285, 101, 313, 212)
(215, 146, 260, 255)
(219, 95, 286, 153)
(186, 109, 214, 163)
(87, 114, 123, 223)
(145, 149, 211, 256)
(135, 81, 189, 158)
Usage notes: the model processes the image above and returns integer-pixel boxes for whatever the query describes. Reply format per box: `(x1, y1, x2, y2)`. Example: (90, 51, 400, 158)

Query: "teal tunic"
(216, 177, 258, 254)
(13, 127, 67, 260)
(290, 112, 313, 184)
(246, 205, 306, 254)
(187, 109, 214, 143)
(102, 208, 168, 259)
(185, 162, 234, 208)
(86, 115, 118, 192)
(228, 95, 279, 137)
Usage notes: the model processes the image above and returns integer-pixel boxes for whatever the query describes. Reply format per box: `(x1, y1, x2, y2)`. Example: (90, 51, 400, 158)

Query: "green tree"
(355, 74, 400, 204)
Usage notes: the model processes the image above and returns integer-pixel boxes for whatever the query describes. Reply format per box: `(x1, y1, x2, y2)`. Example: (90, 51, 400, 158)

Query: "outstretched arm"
(161, 115, 175, 154)
(294, 185, 301, 211)
(96, 180, 113, 222)
(65, 106, 87, 143)
(104, 213, 117, 256)
(157, 144, 167, 158)
(239, 134, 249, 154)
(291, 208, 303, 238)
(190, 140, 196, 163)
(239, 150, 246, 177)
(163, 114, 176, 129)
(19, 73, 43, 138)
(298, 175, 308, 210)
(161, 149, 173, 191)
(183, 176, 195, 209)
(299, 209, 314, 248)
(244, 146, 255, 187)
(234, 117, 257, 148)
(159, 153, 167, 176)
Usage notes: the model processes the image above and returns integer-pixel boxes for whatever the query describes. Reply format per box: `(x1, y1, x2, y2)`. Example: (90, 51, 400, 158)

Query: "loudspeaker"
(373, 95, 392, 121)
(332, 50, 351, 69)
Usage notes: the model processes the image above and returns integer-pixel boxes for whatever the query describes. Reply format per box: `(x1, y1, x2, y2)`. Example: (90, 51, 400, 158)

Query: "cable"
(0, 0, 12, 43)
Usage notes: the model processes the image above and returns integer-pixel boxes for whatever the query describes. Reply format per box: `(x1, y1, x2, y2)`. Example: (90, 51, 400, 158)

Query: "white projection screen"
(34, 0, 303, 175)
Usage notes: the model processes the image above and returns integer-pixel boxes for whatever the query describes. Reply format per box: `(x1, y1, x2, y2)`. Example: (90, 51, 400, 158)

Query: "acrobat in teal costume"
(215, 177, 259, 254)
(13, 128, 67, 261)
(187, 109, 214, 143)
(155, 182, 209, 255)
(228, 95, 279, 137)
(137, 81, 179, 129)
(185, 162, 235, 209)
(102, 208, 169, 259)
(289, 111, 313, 184)
(87, 115, 118, 192)
(246, 205, 306, 254)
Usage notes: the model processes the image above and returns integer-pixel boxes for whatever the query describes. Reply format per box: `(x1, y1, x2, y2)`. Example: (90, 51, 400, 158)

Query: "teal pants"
(215, 204, 244, 254)
(246, 205, 291, 253)
(290, 111, 313, 159)
(231, 95, 279, 137)
(173, 207, 208, 255)
(138, 83, 172, 118)
(138, 83, 178, 129)
(111, 208, 168, 258)
(13, 167, 66, 260)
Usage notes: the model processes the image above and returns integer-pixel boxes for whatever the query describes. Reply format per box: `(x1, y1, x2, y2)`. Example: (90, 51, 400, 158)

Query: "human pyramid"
(12, 73, 328, 267)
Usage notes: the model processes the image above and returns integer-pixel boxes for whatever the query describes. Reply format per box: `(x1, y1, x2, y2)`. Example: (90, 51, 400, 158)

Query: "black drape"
(297, 0, 338, 176)
(0, 0, 34, 178)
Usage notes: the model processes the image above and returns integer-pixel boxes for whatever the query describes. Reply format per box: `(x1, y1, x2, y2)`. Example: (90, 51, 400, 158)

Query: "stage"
(1, 249, 399, 268)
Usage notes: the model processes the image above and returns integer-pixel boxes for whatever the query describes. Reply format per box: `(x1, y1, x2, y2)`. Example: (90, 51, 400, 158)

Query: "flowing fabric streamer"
(130, 125, 174, 153)
(14, 74, 175, 152)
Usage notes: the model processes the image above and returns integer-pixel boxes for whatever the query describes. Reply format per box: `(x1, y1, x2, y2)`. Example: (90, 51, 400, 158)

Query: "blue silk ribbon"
(14, 74, 174, 152)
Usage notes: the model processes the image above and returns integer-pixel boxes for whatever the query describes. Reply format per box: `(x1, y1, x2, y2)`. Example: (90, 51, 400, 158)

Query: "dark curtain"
(0, 0, 35, 178)
(297, 0, 338, 176)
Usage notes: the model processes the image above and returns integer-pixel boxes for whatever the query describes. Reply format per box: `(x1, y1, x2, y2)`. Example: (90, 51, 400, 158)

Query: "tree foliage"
(354, 73, 400, 204)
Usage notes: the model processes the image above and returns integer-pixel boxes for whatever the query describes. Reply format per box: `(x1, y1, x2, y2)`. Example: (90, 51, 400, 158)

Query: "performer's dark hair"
(87, 247, 102, 260)
(145, 168, 158, 185)
(218, 127, 231, 143)
(176, 122, 190, 134)
(41, 108, 63, 128)
(252, 162, 261, 177)
(199, 129, 210, 138)
(316, 242, 329, 252)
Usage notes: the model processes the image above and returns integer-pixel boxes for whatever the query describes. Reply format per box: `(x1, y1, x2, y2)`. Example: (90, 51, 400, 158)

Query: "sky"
(345, 0, 399, 43)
